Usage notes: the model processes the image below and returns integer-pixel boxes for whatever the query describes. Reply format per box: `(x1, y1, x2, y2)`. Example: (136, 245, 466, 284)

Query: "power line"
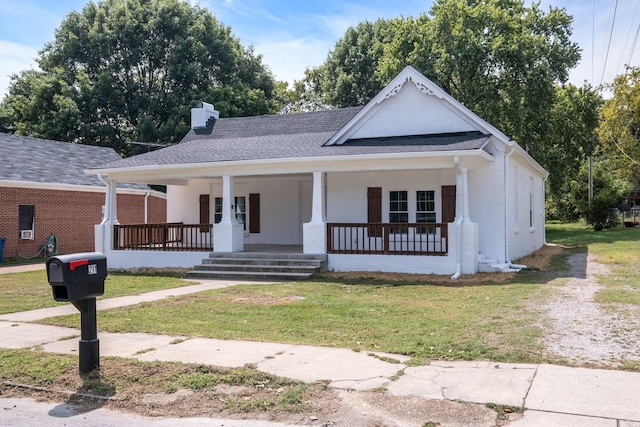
(600, 0, 619, 86)
(617, 0, 640, 76)
(627, 24, 640, 71)
(608, 131, 640, 166)
(592, 0, 596, 84)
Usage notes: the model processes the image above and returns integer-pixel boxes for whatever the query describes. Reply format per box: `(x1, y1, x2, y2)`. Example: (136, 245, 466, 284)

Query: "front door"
(441, 185, 456, 223)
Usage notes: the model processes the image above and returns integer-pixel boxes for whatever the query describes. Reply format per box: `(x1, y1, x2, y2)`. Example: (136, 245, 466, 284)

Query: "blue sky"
(0, 0, 639, 99)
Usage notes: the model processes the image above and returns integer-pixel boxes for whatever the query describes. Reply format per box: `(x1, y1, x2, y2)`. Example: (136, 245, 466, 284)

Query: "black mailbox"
(46, 252, 106, 373)
(47, 252, 107, 301)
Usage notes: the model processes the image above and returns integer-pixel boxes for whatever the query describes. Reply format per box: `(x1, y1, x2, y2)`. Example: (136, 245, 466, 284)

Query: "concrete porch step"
(201, 258, 323, 267)
(185, 270, 315, 281)
(207, 252, 326, 261)
(186, 252, 328, 281)
(193, 263, 319, 274)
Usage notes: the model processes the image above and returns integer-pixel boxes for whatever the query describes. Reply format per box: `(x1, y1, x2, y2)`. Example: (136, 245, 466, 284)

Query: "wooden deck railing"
(327, 223, 448, 255)
(113, 223, 213, 251)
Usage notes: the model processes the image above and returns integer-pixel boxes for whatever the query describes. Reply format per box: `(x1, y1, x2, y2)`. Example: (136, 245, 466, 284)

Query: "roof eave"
(85, 149, 494, 182)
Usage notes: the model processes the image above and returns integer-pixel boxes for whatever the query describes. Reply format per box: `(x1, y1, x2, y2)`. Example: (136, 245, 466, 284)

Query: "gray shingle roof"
(0, 133, 148, 189)
(91, 107, 490, 171)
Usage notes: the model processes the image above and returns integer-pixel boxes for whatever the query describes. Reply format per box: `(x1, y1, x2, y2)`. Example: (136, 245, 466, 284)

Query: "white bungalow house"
(88, 66, 548, 279)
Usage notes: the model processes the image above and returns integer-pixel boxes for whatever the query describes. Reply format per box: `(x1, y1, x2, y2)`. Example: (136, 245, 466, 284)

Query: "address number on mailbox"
(88, 264, 97, 275)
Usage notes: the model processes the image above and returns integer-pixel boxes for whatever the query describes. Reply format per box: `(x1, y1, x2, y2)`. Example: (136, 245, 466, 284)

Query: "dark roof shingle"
(0, 133, 147, 189)
(91, 107, 490, 171)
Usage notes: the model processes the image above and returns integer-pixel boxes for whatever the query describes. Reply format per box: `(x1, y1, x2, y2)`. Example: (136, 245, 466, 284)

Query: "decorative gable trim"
(376, 76, 437, 105)
(325, 65, 512, 147)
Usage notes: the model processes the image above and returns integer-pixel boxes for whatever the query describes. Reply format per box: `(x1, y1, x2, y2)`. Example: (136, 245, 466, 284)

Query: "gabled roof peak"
(325, 65, 512, 147)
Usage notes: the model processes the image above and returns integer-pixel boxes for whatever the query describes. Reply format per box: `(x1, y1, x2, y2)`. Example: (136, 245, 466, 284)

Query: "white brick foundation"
(213, 223, 244, 252)
(303, 222, 327, 254)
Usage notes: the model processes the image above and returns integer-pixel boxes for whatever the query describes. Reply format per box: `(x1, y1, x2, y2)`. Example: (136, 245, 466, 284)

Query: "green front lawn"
(43, 272, 551, 365)
(10, 223, 640, 367)
(0, 270, 191, 314)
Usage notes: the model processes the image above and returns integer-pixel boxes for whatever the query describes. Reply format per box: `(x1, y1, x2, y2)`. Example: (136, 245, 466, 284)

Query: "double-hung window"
(388, 190, 437, 234)
(389, 191, 408, 233)
(416, 190, 436, 233)
(214, 196, 246, 230)
(214, 197, 223, 224)
(19, 205, 35, 240)
(235, 196, 246, 230)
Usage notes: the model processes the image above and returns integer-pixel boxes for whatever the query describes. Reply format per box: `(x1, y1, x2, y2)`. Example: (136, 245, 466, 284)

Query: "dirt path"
(541, 252, 640, 366)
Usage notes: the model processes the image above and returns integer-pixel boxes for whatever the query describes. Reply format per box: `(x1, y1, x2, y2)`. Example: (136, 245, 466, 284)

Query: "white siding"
(507, 155, 546, 260)
(166, 179, 210, 223)
(168, 176, 312, 245)
(105, 250, 205, 268)
(467, 157, 507, 263)
(326, 170, 455, 223)
(350, 82, 476, 139)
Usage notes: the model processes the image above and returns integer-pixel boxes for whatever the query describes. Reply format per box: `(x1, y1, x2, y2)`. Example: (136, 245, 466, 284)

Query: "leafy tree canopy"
(294, 0, 581, 158)
(598, 67, 640, 189)
(1, 0, 280, 155)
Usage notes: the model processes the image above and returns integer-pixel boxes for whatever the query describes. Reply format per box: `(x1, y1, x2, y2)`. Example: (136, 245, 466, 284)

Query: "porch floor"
(242, 244, 303, 253)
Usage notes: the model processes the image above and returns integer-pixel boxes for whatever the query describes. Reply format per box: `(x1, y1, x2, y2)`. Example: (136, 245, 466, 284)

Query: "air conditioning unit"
(20, 230, 34, 240)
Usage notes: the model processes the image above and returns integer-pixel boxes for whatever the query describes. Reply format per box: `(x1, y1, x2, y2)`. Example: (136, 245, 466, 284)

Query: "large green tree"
(598, 67, 640, 189)
(295, 0, 580, 154)
(543, 83, 602, 221)
(1, 0, 279, 155)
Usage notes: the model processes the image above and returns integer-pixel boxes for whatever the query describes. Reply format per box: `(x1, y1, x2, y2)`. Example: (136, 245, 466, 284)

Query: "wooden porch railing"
(327, 223, 448, 255)
(113, 223, 213, 251)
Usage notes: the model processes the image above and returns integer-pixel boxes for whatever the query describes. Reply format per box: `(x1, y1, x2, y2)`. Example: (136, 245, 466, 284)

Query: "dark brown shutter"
(441, 185, 456, 223)
(249, 193, 260, 233)
(367, 187, 382, 237)
(199, 194, 210, 232)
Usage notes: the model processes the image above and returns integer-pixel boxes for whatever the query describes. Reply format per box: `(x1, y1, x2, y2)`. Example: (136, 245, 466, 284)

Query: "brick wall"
(0, 187, 166, 260)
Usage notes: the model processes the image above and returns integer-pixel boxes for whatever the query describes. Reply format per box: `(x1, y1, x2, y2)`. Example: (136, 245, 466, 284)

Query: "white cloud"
(254, 37, 332, 86)
(0, 40, 40, 98)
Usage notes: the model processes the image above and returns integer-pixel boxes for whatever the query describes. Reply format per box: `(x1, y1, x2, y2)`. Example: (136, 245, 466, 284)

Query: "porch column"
(452, 161, 478, 277)
(100, 179, 119, 226)
(220, 175, 236, 224)
(303, 171, 327, 254)
(310, 171, 326, 223)
(214, 175, 244, 252)
(95, 178, 119, 254)
(461, 166, 471, 223)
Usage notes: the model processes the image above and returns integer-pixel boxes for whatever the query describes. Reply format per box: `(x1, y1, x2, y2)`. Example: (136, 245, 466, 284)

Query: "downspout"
(543, 175, 553, 246)
(503, 147, 527, 270)
(451, 157, 463, 280)
(144, 191, 150, 224)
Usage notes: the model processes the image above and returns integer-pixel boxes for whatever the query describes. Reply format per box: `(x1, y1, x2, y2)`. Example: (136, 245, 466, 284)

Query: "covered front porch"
(94, 155, 483, 276)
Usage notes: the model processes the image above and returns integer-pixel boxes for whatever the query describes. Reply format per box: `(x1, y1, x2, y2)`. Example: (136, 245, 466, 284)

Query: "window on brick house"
(19, 205, 35, 240)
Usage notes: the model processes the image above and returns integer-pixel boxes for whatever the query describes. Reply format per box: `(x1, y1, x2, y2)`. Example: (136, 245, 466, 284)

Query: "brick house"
(0, 134, 166, 260)
(89, 66, 548, 277)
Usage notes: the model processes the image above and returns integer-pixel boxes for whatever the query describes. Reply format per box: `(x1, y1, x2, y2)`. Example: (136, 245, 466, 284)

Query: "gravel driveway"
(541, 252, 640, 366)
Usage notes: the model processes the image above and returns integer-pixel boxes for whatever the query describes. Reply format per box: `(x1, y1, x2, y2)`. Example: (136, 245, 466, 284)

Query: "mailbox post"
(46, 252, 107, 373)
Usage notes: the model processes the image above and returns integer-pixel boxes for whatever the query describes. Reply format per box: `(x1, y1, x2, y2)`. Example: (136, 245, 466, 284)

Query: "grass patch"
(485, 402, 525, 420)
(0, 270, 191, 314)
(547, 223, 640, 307)
(0, 257, 47, 267)
(43, 278, 549, 365)
(0, 348, 320, 416)
(0, 348, 75, 385)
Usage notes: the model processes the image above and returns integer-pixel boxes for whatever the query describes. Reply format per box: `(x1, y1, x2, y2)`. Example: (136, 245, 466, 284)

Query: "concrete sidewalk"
(0, 262, 46, 274)
(1, 279, 640, 426)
